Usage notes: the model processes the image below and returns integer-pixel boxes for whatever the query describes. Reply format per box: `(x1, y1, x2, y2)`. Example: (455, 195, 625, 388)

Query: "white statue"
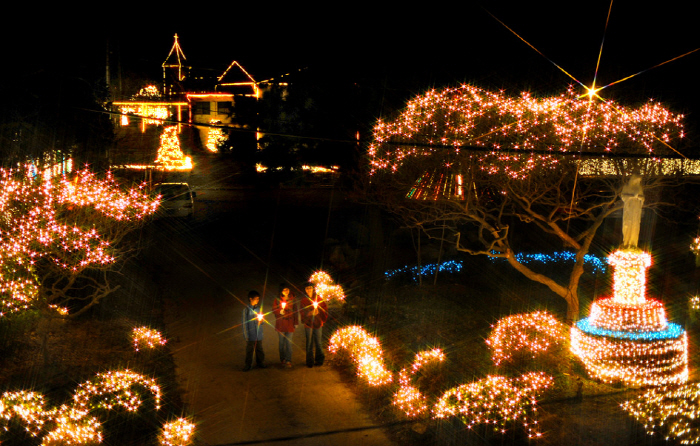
(621, 175, 644, 247)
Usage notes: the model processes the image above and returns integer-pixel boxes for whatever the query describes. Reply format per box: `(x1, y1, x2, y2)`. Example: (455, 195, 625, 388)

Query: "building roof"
(217, 61, 259, 96)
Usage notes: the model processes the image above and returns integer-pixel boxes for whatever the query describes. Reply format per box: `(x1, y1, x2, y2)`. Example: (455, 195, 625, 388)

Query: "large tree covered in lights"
(368, 84, 695, 321)
(0, 167, 158, 319)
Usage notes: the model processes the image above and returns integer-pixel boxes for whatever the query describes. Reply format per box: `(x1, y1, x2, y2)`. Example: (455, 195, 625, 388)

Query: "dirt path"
(157, 200, 395, 445)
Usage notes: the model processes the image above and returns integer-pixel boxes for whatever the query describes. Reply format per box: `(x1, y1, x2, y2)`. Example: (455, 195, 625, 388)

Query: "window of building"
(217, 101, 232, 115)
(193, 101, 211, 115)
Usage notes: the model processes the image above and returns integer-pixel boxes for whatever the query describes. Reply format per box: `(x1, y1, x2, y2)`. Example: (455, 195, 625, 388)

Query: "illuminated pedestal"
(571, 249, 688, 386)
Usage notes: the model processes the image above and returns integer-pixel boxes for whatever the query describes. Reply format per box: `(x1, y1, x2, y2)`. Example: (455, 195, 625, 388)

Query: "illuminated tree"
(368, 84, 695, 321)
(0, 167, 158, 319)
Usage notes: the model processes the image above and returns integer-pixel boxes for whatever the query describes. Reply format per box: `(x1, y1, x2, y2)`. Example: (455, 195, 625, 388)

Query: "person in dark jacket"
(273, 283, 299, 368)
(300, 282, 328, 368)
(242, 290, 266, 371)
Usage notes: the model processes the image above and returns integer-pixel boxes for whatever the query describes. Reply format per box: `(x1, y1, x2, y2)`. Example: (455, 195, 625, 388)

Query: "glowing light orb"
(132, 327, 167, 351)
(159, 418, 196, 446)
(308, 271, 345, 302)
(691, 237, 700, 255)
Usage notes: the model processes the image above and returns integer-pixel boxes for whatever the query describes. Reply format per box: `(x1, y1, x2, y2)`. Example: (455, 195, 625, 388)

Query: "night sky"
(5, 1, 699, 141)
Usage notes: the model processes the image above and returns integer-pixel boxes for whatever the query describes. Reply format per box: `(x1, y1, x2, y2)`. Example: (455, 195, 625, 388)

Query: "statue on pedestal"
(621, 175, 644, 248)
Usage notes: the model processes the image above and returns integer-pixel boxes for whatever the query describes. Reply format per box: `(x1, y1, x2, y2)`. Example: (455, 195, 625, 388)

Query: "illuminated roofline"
(113, 101, 188, 106)
(186, 94, 234, 99)
(217, 60, 256, 83)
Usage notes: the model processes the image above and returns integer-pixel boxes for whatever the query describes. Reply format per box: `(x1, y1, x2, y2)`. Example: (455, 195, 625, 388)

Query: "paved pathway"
(157, 188, 395, 446)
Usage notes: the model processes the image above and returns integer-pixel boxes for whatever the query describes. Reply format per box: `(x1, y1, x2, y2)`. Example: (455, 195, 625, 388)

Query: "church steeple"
(162, 34, 189, 97)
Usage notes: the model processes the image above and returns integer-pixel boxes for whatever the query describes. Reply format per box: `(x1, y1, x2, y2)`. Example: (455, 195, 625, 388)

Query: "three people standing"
(242, 281, 328, 370)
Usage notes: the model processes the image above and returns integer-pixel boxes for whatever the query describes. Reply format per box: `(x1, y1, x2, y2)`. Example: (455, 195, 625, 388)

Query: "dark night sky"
(5, 1, 699, 139)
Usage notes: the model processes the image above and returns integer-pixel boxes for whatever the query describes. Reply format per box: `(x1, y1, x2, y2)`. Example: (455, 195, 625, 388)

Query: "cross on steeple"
(162, 34, 189, 97)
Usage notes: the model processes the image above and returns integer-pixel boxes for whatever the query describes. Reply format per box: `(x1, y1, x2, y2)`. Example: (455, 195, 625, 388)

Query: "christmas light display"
(73, 370, 162, 412)
(489, 251, 606, 274)
(1, 370, 163, 444)
(690, 295, 700, 311)
(369, 84, 684, 180)
(406, 170, 465, 200)
(309, 271, 345, 301)
(486, 311, 567, 365)
(0, 391, 49, 436)
(132, 327, 167, 351)
(577, 158, 700, 177)
(118, 103, 171, 127)
(154, 126, 193, 171)
(384, 260, 463, 281)
(432, 372, 553, 438)
(571, 249, 688, 386)
(42, 407, 102, 446)
(691, 237, 700, 255)
(300, 165, 339, 174)
(622, 383, 700, 444)
(135, 85, 162, 99)
(328, 326, 393, 386)
(327, 324, 555, 438)
(393, 348, 445, 417)
(0, 167, 158, 317)
(385, 252, 606, 282)
(159, 418, 196, 446)
(205, 120, 227, 153)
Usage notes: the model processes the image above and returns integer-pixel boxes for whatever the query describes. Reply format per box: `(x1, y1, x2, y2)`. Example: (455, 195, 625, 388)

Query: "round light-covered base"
(588, 297, 668, 332)
(571, 322, 688, 387)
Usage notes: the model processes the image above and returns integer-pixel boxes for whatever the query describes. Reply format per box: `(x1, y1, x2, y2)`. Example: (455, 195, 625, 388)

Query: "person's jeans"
(245, 340, 265, 367)
(304, 327, 324, 366)
(278, 331, 294, 363)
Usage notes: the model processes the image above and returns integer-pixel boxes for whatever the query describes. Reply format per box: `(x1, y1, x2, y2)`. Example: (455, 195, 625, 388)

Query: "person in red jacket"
(273, 283, 299, 368)
(300, 282, 328, 368)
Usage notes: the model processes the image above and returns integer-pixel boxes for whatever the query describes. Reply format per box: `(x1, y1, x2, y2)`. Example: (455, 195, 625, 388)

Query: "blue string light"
(385, 260, 463, 281)
(488, 251, 606, 274)
(576, 318, 685, 341)
(385, 252, 606, 282)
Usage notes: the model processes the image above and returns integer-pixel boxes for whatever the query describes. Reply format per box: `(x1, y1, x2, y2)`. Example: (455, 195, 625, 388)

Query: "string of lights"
(0, 369, 185, 445)
(0, 167, 158, 317)
(432, 372, 553, 438)
(489, 251, 606, 274)
(309, 270, 345, 302)
(486, 311, 568, 366)
(328, 326, 393, 386)
(369, 84, 686, 180)
(385, 252, 606, 282)
(158, 418, 196, 446)
(132, 327, 167, 352)
(622, 382, 700, 444)
(393, 348, 445, 418)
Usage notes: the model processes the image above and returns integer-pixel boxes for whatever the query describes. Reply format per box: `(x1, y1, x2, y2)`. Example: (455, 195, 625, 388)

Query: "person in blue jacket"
(242, 290, 266, 371)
